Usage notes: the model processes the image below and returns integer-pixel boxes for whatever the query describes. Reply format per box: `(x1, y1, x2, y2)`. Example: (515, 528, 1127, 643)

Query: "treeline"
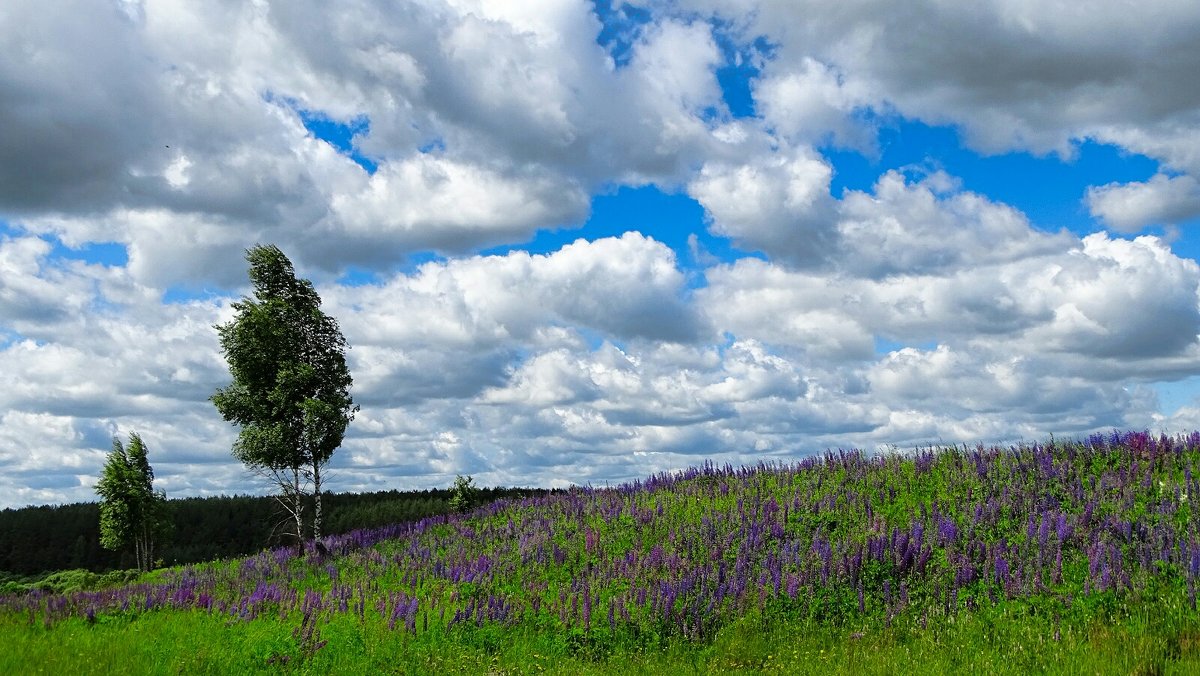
(0, 486, 548, 578)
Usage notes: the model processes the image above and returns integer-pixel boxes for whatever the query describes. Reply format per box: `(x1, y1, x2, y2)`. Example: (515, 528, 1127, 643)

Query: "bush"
(33, 569, 100, 594)
(0, 581, 28, 595)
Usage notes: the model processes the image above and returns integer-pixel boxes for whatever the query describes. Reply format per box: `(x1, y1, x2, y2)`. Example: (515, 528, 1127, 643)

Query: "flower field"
(4, 431, 1200, 673)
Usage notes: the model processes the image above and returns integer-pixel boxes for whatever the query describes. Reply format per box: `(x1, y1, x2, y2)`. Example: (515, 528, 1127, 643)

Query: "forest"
(0, 485, 550, 581)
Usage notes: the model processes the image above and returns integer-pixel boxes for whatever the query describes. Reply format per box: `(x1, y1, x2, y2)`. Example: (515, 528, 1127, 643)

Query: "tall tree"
(96, 433, 167, 571)
(212, 244, 356, 543)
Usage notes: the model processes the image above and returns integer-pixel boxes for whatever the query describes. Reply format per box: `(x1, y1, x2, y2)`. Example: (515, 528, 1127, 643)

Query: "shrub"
(33, 569, 100, 594)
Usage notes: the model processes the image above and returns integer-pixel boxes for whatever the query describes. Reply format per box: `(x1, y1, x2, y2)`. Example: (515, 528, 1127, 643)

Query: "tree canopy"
(95, 432, 168, 572)
(212, 244, 356, 542)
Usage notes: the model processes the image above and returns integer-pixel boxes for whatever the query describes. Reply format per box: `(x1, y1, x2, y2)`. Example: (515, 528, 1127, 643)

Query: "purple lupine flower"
(1056, 513, 1070, 545)
(388, 595, 405, 631)
(938, 516, 958, 546)
(407, 597, 419, 633)
(582, 586, 592, 632)
(916, 545, 931, 574)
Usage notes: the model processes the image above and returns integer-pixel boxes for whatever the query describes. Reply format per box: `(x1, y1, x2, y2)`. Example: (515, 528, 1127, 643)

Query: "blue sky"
(3, 0, 1200, 508)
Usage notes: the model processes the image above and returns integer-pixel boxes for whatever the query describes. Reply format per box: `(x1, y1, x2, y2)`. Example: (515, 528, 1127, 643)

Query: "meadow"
(3, 430, 1200, 674)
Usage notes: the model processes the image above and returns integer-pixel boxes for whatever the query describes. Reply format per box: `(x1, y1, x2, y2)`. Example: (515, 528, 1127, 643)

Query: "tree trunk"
(291, 466, 305, 545)
(142, 523, 154, 571)
(312, 462, 322, 541)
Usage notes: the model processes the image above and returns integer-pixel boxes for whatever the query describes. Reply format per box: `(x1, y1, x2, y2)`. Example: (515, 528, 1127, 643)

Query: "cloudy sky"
(4, 0, 1200, 508)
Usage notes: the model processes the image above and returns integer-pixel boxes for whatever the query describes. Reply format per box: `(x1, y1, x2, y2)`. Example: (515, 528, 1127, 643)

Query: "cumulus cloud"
(1086, 174, 1200, 232)
(1, 0, 743, 287)
(688, 145, 837, 266)
(679, 0, 1200, 234)
(692, 164, 1200, 453)
(327, 232, 702, 352)
(326, 155, 590, 258)
(691, 162, 1072, 276)
(1021, 233, 1200, 360)
(701, 229, 1200, 374)
(753, 57, 875, 150)
(683, 0, 1200, 156)
(835, 171, 1071, 277)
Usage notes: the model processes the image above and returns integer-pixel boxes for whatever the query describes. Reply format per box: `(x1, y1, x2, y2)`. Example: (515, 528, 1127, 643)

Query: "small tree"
(212, 244, 356, 543)
(96, 433, 168, 571)
(449, 475, 480, 513)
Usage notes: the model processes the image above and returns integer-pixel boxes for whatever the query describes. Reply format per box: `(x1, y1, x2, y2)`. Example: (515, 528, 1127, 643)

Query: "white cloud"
(692, 163, 1073, 276)
(327, 154, 590, 256)
(701, 228, 1200, 374)
(678, 0, 1200, 233)
(692, 0, 1200, 156)
(1, 0, 741, 287)
(699, 260, 876, 361)
(688, 145, 837, 266)
(1086, 173, 1200, 232)
(835, 171, 1071, 278)
(1020, 233, 1200, 360)
(692, 167, 1200, 451)
(3, 218, 1199, 507)
(753, 57, 875, 150)
(327, 232, 702, 356)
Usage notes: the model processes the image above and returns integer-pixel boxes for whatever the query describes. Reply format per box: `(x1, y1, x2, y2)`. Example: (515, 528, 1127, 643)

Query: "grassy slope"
(4, 431, 1200, 674)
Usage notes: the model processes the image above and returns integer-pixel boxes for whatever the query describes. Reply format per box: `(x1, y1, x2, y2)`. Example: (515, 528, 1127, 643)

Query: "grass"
(3, 431, 1200, 673)
(5, 596, 1199, 674)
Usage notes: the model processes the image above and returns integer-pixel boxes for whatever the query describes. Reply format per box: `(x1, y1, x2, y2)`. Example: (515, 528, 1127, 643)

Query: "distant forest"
(0, 486, 550, 578)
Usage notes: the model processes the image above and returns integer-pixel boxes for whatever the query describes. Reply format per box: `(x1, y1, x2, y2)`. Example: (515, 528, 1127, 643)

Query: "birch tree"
(96, 433, 167, 571)
(212, 244, 356, 543)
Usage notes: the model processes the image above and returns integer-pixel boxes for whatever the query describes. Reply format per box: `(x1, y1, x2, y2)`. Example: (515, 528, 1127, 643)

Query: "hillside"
(3, 431, 1200, 673)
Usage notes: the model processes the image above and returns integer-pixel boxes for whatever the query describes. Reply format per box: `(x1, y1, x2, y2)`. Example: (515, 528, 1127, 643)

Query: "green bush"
(33, 569, 100, 594)
(0, 581, 28, 595)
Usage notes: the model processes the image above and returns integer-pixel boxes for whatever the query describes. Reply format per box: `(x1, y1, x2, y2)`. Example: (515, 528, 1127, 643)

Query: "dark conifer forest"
(0, 486, 549, 579)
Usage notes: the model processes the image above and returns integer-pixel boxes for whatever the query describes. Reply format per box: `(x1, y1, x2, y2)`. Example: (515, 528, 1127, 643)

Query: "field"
(4, 430, 1200, 674)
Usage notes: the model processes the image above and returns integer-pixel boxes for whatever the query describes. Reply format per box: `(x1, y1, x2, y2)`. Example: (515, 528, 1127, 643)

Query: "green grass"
(4, 594, 1199, 674)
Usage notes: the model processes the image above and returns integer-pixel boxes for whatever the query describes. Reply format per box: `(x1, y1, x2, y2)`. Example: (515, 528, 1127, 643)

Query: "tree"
(449, 475, 480, 513)
(212, 244, 357, 543)
(96, 433, 168, 571)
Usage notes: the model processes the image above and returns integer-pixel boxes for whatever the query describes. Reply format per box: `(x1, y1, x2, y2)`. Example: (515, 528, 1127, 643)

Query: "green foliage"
(0, 581, 27, 595)
(212, 244, 357, 542)
(449, 475, 480, 513)
(31, 569, 99, 594)
(95, 433, 168, 572)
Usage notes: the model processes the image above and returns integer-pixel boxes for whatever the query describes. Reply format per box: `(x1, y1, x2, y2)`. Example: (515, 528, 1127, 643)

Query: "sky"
(4, 0, 1200, 509)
